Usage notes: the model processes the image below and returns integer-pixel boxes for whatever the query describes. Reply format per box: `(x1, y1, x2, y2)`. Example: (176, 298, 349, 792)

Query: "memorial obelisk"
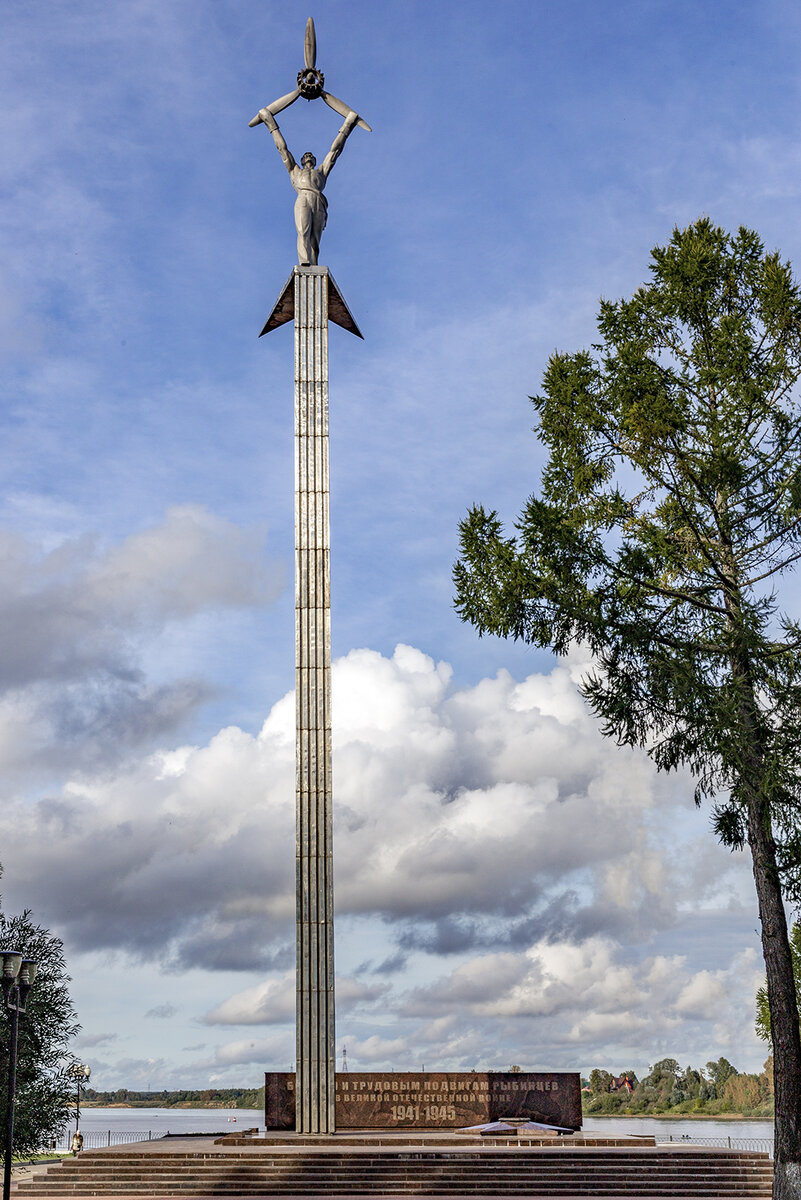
(250, 18, 369, 1135)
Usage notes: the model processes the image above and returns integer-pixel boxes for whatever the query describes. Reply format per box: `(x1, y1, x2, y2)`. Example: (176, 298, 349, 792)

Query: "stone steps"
(15, 1146, 774, 1197)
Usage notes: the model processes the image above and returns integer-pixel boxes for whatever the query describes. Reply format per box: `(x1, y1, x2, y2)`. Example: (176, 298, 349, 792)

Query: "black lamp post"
(66, 1063, 91, 1135)
(1, 951, 37, 1200)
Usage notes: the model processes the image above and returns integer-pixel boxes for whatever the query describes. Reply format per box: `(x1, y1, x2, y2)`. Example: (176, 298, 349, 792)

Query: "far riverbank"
(81, 1102, 246, 1110)
(583, 1112, 772, 1122)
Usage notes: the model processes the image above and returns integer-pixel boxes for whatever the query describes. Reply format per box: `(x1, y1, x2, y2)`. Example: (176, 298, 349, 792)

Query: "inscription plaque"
(265, 1071, 582, 1130)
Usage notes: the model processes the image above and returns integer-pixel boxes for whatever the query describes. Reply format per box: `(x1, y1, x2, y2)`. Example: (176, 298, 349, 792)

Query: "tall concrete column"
(294, 266, 334, 1134)
(262, 265, 362, 1135)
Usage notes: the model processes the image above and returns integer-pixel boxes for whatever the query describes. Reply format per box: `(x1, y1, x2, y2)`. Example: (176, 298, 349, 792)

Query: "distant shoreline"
(80, 1102, 253, 1110)
(584, 1113, 773, 1122)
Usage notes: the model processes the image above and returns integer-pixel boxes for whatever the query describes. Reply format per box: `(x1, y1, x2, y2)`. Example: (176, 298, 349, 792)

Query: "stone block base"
(265, 1070, 582, 1130)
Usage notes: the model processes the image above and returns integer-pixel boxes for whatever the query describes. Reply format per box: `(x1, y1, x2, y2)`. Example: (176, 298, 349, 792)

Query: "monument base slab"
(265, 1071, 582, 1131)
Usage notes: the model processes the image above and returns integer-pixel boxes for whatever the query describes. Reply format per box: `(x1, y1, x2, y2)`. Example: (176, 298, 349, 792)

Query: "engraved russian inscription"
(265, 1071, 582, 1131)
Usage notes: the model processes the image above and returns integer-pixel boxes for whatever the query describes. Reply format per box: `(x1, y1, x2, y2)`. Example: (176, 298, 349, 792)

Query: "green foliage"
(581, 1057, 772, 1117)
(682, 1067, 702, 1099)
(0, 907, 80, 1160)
(84, 1086, 265, 1109)
(454, 218, 801, 884)
(586, 1090, 623, 1114)
(724, 1072, 770, 1113)
(756, 922, 801, 1041)
(588, 1068, 613, 1094)
(705, 1057, 738, 1097)
(644, 1059, 680, 1087)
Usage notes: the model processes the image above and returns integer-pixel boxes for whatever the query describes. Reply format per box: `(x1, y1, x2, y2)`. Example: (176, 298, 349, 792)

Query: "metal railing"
(49, 1130, 157, 1153)
(658, 1134, 774, 1159)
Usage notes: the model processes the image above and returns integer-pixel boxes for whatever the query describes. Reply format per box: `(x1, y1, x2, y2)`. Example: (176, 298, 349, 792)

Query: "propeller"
(322, 91, 372, 132)
(248, 89, 301, 128)
(250, 16, 371, 133)
(304, 17, 316, 69)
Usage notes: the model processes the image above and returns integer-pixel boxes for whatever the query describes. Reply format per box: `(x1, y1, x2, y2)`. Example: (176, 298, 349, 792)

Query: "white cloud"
(345, 1035, 408, 1064)
(205, 973, 390, 1027)
(205, 974, 294, 1027)
(398, 938, 764, 1070)
(4, 642, 687, 964)
(89, 506, 279, 621)
(208, 1039, 285, 1068)
(0, 508, 282, 777)
(404, 938, 643, 1021)
(0, 639, 765, 1077)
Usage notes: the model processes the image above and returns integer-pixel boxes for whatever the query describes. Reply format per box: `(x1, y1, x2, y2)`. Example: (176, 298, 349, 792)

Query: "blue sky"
(2, 0, 800, 1090)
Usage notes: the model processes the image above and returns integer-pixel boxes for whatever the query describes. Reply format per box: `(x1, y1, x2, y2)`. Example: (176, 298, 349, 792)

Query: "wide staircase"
(14, 1143, 773, 1197)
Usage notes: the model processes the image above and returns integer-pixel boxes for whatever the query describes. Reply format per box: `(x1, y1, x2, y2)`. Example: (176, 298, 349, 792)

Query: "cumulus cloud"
(0, 507, 282, 776)
(405, 938, 713, 1027)
(204, 974, 389, 1026)
(204, 973, 295, 1027)
(207, 1038, 286, 1068)
(88, 507, 277, 622)
(346, 1035, 408, 1064)
(182, 1033, 294, 1079)
(3, 642, 689, 967)
(391, 941, 764, 1071)
(0, 641, 763, 1074)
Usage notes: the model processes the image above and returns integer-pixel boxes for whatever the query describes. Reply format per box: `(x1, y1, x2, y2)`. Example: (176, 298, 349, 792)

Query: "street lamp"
(1, 952, 37, 1200)
(66, 1063, 91, 1135)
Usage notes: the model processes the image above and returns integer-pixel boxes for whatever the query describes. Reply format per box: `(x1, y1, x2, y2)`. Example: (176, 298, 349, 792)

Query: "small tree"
(724, 1072, 765, 1115)
(592, 1090, 623, 1113)
(454, 219, 801, 1198)
(705, 1056, 739, 1098)
(588, 1068, 613, 1094)
(0, 906, 80, 1159)
(680, 1066, 702, 1099)
(641, 1058, 680, 1109)
(644, 1058, 680, 1086)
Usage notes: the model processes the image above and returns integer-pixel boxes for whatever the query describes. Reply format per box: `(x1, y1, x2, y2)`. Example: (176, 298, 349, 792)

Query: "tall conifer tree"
(455, 219, 801, 1198)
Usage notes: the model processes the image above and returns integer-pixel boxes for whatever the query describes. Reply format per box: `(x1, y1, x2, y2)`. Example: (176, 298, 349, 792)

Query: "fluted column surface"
(294, 267, 335, 1134)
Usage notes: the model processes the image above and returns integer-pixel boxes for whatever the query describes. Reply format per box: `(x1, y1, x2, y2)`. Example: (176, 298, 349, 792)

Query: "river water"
(76, 1108, 264, 1136)
(582, 1116, 772, 1140)
(582, 1115, 774, 1156)
(59, 1108, 264, 1151)
(67, 1108, 773, 1150)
